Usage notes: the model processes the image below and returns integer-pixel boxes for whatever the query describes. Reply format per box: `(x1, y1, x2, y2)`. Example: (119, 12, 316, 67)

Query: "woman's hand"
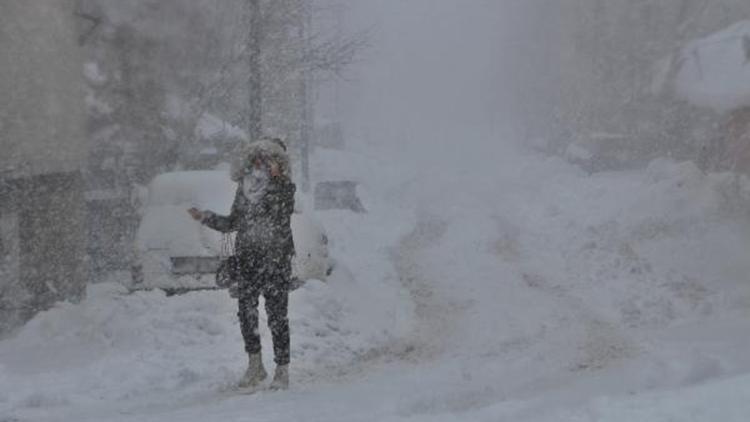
(187, 207, 205, 221)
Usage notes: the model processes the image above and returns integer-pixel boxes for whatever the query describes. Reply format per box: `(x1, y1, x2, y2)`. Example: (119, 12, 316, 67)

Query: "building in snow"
(0, 0, 88, 333)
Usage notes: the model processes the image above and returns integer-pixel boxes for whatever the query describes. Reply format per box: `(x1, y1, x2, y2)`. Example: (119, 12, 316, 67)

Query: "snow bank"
(0, 266, 412, 419)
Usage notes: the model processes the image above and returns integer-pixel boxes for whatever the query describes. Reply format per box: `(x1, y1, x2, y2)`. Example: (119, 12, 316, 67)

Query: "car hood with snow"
(132, 170, 330, 291)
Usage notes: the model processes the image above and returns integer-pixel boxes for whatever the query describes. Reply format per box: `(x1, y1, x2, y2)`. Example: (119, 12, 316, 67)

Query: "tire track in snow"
(387, 208, 638, 374)
(389, 213, 464, 361)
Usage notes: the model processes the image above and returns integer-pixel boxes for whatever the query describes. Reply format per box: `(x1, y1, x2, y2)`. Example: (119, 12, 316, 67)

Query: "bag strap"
(220, 233, 234, 258)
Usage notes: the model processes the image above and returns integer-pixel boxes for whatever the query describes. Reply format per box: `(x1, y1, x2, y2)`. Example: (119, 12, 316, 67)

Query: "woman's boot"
(269, 364, 289, 390)
(238, 352, 267, 388)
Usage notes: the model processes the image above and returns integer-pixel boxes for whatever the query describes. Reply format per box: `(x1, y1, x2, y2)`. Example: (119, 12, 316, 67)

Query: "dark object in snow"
(1, 172, 87, 334)
(127, 278, 305, 297)
(171, 256, 222, 275)
(162, 286, 221, 297)
(314, 181, 366, 213)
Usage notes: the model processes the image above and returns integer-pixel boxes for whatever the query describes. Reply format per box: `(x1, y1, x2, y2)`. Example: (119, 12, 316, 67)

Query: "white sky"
(337, 0, 519, 152)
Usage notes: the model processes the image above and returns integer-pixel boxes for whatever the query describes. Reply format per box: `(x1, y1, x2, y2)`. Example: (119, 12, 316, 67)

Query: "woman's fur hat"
(230, 137, 291, 182)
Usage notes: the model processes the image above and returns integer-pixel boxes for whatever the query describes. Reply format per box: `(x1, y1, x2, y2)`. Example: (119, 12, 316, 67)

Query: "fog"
(2, 1, 750, 420)
(342, 1, 507, 143)
(337, 1, 568, 171)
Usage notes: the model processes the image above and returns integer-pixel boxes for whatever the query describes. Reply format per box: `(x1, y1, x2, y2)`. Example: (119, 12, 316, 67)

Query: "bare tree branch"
(303, 27, 372, 76)
(73, 10, 102, 46)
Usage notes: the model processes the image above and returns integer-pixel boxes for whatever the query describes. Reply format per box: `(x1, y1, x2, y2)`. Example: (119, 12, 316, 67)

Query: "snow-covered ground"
(2, 137, 750, 421)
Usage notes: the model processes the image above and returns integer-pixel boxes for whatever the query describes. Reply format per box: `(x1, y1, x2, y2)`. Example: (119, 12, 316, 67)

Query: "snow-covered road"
(2, 142, 750, 421)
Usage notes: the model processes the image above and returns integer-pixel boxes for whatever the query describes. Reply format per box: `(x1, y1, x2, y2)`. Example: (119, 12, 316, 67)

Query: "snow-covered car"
(129, 170, 331, 293)
(672, 20, 750, 113)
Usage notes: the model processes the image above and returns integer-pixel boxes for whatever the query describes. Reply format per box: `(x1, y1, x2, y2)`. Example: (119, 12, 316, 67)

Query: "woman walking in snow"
(188, 138, 296, 390)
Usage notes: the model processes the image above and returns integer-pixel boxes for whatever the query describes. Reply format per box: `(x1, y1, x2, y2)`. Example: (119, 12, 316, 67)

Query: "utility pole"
(247, 0, 262, 141)
(299, 0, 313, 192)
